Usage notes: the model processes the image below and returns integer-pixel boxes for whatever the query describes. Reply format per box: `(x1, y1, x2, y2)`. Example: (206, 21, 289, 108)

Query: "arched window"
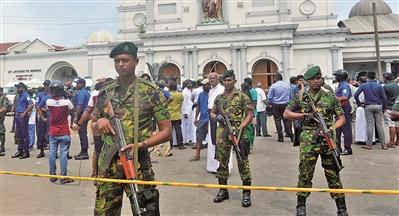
(158, 63, 181, 84)
(251, 59, 278, 89)
(202, 61, 227, 77)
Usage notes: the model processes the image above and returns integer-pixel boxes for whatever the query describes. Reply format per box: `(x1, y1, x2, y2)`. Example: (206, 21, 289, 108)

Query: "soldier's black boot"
(296, 196, 306, 216)
(74, 150, 89, 160)
(0, 142, 5, 153)
(36, 148, 45, 158)
(213, 179, 229, 203)
(19, 151, 30, 159)
(242, 181, 251, 207)
(11, 151, 22, 158)
(0, 142, 5, 156)
(335, 197, 349, 216)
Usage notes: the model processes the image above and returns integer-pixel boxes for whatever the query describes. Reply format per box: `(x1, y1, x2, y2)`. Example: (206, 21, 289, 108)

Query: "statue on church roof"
(202, 0, 223, 24)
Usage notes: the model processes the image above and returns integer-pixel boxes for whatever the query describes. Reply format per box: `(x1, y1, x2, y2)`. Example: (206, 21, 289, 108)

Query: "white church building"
(0, 0, 398, 88)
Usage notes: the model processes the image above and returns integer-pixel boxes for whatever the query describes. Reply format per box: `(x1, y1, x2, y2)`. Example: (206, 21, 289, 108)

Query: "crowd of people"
(1, 41, 398, 216)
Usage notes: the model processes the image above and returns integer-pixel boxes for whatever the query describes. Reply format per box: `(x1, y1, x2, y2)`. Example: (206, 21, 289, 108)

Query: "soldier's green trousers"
(95, 157, 133, 216)
(216, 138, 251, 182)
(0, 121, 5, 143)
(297, 131, 344, 199)
(94, 157, 156, 216)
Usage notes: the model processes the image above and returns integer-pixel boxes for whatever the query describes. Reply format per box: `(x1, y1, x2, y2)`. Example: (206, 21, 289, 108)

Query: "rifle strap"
(133, 77, 139, 177)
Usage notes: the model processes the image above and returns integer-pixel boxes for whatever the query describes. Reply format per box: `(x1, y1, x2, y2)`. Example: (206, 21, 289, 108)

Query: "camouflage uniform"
(287, 88, 345, 199)
(94, 78, 170, 216)
(0, 95, 9, 147)
(212, 89, 252, 182)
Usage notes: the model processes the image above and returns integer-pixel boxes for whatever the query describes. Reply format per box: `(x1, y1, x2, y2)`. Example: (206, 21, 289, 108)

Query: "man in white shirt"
(182, 79, 194, 145)
(255, 82, 270, 137)
(207, 72, 225, 172)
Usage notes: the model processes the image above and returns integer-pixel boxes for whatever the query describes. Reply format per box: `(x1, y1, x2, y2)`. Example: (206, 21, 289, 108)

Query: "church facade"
(119, 0, 345, 87)
(0, 0, 398, 87)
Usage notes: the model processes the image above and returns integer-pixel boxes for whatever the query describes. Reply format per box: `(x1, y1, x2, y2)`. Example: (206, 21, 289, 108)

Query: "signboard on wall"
(8, 69, 41, 81)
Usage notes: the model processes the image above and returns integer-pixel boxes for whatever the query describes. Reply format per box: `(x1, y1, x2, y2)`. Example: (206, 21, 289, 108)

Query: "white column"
(88, 58, 93, 77)
(280, 43, 291, 82)
(145, 49, 154, 64)
(278, 0, 290, 22)
(146, 0, 154, 31)
(330, 47, 339, 73)
(0, 55, 4, 85)
(183, 50, 190, 80)
(192, 48, 199, 78)
(240, 47, 248, 85)
(385, 61, 392, 73)
(230, 46, 238, 72)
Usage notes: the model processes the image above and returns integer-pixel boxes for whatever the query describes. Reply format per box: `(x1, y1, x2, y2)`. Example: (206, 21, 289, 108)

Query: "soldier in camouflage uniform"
(0, 87, 9, 156)
(283, 66, 348, 216)
(93, 42, 171, 216)
(210, 70, 254, 207)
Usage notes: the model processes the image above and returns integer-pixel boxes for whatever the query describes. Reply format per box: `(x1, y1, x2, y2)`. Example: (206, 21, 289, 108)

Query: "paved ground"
(0, 116, 398, 216)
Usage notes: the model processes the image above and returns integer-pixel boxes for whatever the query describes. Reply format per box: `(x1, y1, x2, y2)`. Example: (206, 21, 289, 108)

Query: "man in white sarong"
(182, 79, 194, 145)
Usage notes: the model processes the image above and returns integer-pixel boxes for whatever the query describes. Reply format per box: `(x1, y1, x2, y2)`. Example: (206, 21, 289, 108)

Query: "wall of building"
(343, 33, 399, 63)
(1, 49, 90, 84)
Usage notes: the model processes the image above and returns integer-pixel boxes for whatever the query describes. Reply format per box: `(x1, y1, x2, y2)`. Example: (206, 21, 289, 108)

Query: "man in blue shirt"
(73, 78, 91, 160)
(290, 76, 299, 96)
(354, 71, 388, 150)
(267, 73, 293, 142)
(11, 82, 34, 159)
(35, 80, 51, 158)
(191, 79, 210, 161)
(334, 70, 353, 155)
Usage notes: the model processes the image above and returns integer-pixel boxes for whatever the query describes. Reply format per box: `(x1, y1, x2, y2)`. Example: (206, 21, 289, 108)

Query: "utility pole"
(372, 2, 383, 80)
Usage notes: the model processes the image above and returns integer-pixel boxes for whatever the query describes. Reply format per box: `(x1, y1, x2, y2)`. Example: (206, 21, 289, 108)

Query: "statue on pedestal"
(202, 0, 223, 24)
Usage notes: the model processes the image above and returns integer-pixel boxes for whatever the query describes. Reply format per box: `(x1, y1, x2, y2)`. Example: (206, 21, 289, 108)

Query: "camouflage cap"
(304, 66, 321, 80)
(222, 70, 235, 79)
(109, 42, 138, 58)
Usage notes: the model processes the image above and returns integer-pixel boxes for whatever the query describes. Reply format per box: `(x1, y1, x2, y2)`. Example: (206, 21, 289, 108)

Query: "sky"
(1, 0, 398, 47)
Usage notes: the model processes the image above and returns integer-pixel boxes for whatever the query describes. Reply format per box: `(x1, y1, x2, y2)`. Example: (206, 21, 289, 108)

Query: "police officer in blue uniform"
(334, 69, 353, 155)
(11, 82, 34, 159)
(36, 80, 51, 158)
(73, 78, 91, 160)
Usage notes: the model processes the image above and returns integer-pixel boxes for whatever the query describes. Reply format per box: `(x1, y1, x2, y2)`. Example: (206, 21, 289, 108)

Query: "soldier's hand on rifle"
(303, 113, 318, 123)
(96, 118, 115, 135)
(216, 114, 226, 126)
(121, 142, 146, 152)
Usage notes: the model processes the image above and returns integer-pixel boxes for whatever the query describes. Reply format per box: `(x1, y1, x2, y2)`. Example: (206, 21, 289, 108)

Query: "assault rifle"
(307, 102, 344, 172)
(110, 117, 144, 216)
(222, 114, 243, 163)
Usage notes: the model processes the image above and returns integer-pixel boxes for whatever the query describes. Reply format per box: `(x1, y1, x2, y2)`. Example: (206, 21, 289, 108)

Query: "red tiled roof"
(52, 45, 65, 51)
(0, 41, 66, 54)
(0, 42, 20, 54)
